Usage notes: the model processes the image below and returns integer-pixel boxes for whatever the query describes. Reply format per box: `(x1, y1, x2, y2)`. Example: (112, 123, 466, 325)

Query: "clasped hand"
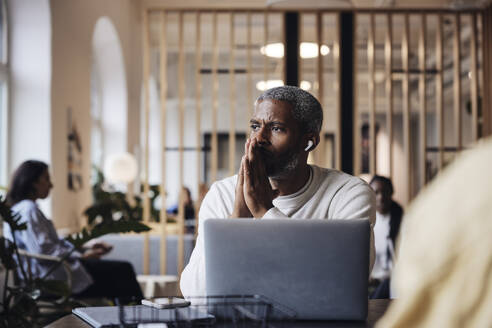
(81, 241, 113, 260)
(230, 138, 279, 219)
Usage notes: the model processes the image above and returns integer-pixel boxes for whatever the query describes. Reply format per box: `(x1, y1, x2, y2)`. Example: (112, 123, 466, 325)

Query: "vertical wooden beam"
(436, 14, 444, 169)
(316, 13, 326, 167)
(177, 12, 185, 275)
(470, 13, 479, 142)
(142, 9, 151, 275)
(402, 14, 411, 202)
(418, 14, 427, 187)
(483, 10, 492, 137)
(211, 12, 219, 183)
(368, 13, 376, 176)
(385, 13, 393, 180)
(264, 11, 269, 84)
(194, 12, 202, 238)
(298, 14, 304, 88)
(280, 13, 286, 86)
(229, 13, 236, 176)
(453, 13, 462, 151)
(247, 12, 253, 131)
(353, 13, 360, 176)
(159, 11, 168, 275)
(334, 13, 342, 171)
(484, 9, 492, 137)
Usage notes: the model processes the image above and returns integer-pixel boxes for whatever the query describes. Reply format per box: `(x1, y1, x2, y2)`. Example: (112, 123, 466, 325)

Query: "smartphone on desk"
(142, 297, 191, 309)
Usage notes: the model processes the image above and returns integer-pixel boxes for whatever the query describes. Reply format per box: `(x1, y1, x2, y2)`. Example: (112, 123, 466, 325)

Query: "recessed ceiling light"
(256, 79, 284, 91)
(300, 80, 312, 91)
(260, 42, 330, 59)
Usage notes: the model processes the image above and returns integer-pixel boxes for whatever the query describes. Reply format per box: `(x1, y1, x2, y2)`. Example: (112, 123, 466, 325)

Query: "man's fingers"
(248, 138, 257, 163)
(244, 138, 250, 161)
(243, 156, 253, 189)
(238, 156, 246, 187)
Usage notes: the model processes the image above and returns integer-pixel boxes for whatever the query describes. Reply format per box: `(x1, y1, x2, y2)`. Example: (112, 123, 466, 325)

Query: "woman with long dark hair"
(4, 160, 143, 301)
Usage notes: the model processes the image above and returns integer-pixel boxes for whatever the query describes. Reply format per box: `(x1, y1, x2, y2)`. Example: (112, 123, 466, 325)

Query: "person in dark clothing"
(369, 175, 403, 299)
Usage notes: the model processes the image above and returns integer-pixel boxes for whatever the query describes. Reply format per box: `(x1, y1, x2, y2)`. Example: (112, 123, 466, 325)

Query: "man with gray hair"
(180, 85, 375, 297)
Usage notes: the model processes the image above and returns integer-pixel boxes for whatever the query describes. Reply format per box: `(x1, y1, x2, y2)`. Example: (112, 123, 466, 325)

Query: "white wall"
(8, 0, 52, 213)
(92, 17, 128, 163)
(49, 0, 141, 230)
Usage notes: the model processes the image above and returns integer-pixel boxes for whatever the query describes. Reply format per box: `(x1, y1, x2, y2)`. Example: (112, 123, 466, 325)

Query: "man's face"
(370, 180, 392, 214)
(250, 99, 303, 178)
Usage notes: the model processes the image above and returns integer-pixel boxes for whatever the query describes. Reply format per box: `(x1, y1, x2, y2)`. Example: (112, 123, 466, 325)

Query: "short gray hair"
(255, 85, 323, 135)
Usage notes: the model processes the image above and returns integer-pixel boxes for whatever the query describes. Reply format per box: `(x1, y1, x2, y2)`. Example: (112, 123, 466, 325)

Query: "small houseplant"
(0, 191, 150, 327)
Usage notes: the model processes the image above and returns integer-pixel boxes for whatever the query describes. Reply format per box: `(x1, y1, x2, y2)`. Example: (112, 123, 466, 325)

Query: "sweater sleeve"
(332, 180, 376, 271)
(19, 204, 76, 258)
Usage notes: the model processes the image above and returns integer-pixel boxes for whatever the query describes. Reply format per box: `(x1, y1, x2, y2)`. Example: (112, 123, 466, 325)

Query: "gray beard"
(265, 152, 300, 180)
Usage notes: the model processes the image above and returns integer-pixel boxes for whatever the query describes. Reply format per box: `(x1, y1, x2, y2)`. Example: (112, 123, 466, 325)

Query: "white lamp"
(104, 152, 138, 184)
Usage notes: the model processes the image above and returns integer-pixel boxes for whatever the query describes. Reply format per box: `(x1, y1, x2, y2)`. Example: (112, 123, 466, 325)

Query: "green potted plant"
(0, 191, 150, 327)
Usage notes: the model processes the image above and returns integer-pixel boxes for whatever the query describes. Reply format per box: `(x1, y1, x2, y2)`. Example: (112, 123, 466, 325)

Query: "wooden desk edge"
(45, 299, 392, 328)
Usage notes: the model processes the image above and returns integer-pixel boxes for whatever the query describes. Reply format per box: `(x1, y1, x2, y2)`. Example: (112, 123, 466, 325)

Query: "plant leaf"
(66, 220, 151, 249)
(33, 278, 71, 298)
(0, 237, 17, 269)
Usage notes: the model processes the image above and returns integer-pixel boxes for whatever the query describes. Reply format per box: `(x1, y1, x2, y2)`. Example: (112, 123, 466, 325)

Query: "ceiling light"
(300, 80, 312, 91)
(260, 43, 284, 58)
(260, 42, 330, 59)
(300, 42, 330, 58)
(256, 80, 284, 91)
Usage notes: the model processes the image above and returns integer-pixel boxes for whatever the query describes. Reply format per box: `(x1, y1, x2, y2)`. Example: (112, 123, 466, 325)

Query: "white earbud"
(304, 140, 314, 151)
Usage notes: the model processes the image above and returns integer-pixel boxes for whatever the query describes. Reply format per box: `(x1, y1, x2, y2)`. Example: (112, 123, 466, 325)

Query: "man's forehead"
(253, 99, 294, 120)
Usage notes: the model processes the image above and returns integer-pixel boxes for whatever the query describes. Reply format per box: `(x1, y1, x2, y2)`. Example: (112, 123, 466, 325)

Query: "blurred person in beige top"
(377, 137, 492, 328)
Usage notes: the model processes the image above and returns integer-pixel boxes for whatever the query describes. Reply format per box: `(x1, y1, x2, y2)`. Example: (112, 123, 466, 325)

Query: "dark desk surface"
(45, 299, 391, 328)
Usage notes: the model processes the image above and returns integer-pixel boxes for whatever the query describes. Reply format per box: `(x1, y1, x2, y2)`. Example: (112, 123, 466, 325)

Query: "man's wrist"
(253, 203, 274, 218)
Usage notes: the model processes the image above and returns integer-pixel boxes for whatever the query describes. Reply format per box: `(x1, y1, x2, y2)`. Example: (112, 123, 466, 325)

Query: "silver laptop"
(204, 218, 370, 320)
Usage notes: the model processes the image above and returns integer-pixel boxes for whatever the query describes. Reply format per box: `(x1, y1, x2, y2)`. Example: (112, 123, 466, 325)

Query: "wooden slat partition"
(142, 9, 151, 275)
(334, 13, 341, 170)
(138, 9, 488, 273)
(418, 14, 427, 187)
(368, 14, 376, 176)
(229, 13, 236, 176)
(402, 14, 411, 201)
(194, 12, 202, 238)
(245, 12, 253, 132)
(247, 12, 253, 132)
(436, 14, 444, 169)
(353, 14, 360, 176)
(484, 9, 492, 137)
(316, 13, 326, 167)
(159, 11, 168, 274)
(177, 12, 185, 275)
(280, 14, 286, 95)
(384, 13, 393, 179)
(453, 13, 462, 151)
(211, 12, 219, 183)
(483, 9, 492, 137)
(264, 12, 269, 84)
(470, 13, 479, 141)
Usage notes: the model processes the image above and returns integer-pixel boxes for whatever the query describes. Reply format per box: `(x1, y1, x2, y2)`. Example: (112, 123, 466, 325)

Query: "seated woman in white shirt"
(3, 160, 143, 302)
(369, 175, 403, 299)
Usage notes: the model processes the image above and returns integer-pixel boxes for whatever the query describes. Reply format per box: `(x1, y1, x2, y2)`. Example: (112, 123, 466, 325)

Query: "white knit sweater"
(180, 165, 376, 297)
